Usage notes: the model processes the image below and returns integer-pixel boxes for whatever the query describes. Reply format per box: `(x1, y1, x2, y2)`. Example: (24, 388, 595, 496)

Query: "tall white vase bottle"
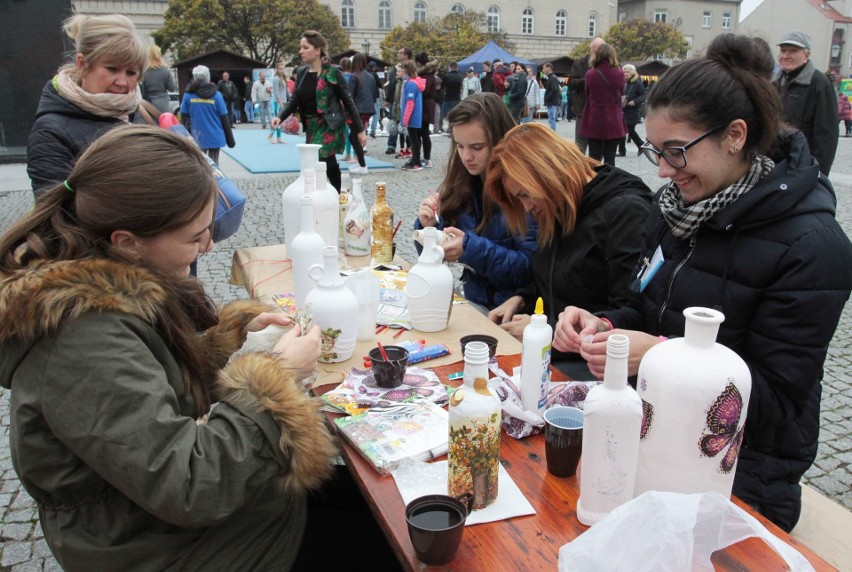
(312, 161, 339, 249)
(576, 334, 643, 526)
(634, 307, 752, 498)
(405, 227, 453, 332)
(448, 341, 501, 509)
(304, 246, 359, 363)
(282, 144, 321, 255)
(290, 193, 325, 308)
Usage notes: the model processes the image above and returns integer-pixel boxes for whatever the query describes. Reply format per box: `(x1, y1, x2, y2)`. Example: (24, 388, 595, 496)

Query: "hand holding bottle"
(273, 324, 321, 379)
(441, 227, 465, 262)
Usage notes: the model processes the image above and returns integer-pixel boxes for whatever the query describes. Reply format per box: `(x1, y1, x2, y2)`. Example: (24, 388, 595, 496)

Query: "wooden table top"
(317, 355, 835, 571)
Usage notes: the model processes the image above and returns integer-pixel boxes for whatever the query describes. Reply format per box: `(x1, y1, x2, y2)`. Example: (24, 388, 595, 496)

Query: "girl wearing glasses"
(554, 34, 852, 532)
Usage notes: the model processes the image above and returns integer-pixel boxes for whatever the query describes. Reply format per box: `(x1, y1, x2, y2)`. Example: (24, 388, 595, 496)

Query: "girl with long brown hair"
(414, 93, 537, 310)
(1, 125, 332, 569)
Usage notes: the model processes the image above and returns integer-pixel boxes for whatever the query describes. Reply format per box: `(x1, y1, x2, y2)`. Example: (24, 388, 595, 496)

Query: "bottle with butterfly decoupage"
(634, 307, 752, 498)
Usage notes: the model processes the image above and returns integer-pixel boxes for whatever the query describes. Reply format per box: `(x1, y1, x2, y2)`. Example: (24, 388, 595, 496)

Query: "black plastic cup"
(368, 346, 409, 388)
(460, 334, 498, 359)
(405, 493, 474, 565)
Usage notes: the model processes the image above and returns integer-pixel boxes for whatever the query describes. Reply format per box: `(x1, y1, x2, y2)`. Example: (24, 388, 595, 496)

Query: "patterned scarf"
(54, 69, 142, 122)
(659, 155, 775, 239)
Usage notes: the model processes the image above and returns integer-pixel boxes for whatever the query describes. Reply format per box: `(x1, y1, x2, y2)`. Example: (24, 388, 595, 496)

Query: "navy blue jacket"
(414, 181, 537, 309)
(603, 131, 852, 531)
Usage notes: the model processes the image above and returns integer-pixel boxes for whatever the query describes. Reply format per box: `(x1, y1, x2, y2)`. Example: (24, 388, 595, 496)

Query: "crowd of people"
(6, 12, 852, 569)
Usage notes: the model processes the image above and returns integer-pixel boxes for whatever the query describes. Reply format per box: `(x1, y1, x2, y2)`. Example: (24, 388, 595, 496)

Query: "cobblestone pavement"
(0, 119, 850, 569)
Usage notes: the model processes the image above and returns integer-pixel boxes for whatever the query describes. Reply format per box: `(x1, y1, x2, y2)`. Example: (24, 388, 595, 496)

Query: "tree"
(379, 12, 514, 68)
(153, 0, 349, 66)
(604, 19, 688, 61)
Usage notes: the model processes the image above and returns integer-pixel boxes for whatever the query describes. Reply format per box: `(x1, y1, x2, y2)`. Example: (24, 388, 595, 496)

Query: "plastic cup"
(543, 406, 584, 477)
(346, 270, 380, 341)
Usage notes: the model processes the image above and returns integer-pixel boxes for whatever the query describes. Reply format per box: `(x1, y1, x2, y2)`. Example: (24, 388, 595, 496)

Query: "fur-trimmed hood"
(0, 257, 336, 493)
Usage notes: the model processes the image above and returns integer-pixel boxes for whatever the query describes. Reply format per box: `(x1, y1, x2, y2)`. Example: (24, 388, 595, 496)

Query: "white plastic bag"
(558, 491, 814, 572)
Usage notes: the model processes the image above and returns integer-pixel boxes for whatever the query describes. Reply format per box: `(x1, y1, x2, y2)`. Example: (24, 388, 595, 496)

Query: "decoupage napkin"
(391, 459, 535, 525)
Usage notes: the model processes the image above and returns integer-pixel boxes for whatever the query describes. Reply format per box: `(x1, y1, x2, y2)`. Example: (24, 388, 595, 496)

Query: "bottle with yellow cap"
(520, 297, 553, 414)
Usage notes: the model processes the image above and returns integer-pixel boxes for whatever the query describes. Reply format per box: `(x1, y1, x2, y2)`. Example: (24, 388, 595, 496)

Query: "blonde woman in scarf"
(27, 14, 148, 200)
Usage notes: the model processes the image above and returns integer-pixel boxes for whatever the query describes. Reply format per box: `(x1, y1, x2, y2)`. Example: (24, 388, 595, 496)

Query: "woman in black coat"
(272, 30, 364, 192)
(27, 14, 148, 200)
(617, 64, 647, 156)
(555, 34, 852, 533)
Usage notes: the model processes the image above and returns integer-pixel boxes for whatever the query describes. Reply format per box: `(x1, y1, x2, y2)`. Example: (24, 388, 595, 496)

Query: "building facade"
(741, 0, 852, 79)
(616, 0, 741, 58)
(316, 0, 619, 59)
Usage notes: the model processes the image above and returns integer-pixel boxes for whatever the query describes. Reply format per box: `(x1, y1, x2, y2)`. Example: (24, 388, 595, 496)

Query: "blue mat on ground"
(224, 129, 395, 174)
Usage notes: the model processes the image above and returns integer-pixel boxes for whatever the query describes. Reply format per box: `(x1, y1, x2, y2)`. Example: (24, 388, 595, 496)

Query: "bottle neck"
(602, 353, 628, 389)
(375, 187, 386, 204)
(300, 200, 315, 232)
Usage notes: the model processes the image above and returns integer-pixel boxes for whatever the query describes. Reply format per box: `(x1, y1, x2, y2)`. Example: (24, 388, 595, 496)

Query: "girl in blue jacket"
(414, 93, 537, 311)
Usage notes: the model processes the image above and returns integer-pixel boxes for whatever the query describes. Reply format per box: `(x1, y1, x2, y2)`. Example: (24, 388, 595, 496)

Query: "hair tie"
(63, 180, 75, 193)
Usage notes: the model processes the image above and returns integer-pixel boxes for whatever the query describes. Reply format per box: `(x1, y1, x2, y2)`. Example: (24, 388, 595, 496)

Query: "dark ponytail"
(647, 33, 781, 156)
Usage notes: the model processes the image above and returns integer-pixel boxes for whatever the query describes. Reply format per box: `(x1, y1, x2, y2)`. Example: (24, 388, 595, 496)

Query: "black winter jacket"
(27, 81, 126, 197)
(622, 78, 646, 126)
(569, 55, 591, 116)
(774, 60, 839, 175)
(443, 70, 463, 102)
(603, 131, 852, 531)
(544, 73, 562, 107)
(517, 165, 652, 358)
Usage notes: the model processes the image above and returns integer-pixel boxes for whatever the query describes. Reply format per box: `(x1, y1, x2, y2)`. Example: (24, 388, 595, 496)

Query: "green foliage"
(605, 19, 688, 61)
(569, 39, 592, 60)
(153, 0, 349, 66)
(379, 11, 514, 69)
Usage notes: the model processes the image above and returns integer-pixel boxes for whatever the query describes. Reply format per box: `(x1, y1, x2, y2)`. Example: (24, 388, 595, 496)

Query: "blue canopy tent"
(456, 40, 536, 74)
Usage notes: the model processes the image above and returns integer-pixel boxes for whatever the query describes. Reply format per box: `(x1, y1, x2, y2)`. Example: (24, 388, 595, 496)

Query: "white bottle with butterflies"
(634, 307, 752, 498)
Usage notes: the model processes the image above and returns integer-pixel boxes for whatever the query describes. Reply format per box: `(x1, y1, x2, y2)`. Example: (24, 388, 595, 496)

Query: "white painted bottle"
(312, 161, 339, 249)
(519, 297, 552, 414)
(290, 192, 325, 308)
(343, 178, 371, 256)
(405, 227, 453, 332)
(282, 143, 321, 255)
(576, 334, 643, 526)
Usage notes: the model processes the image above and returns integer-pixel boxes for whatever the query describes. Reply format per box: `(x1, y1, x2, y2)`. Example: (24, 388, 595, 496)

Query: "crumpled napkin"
(487, 361, 599, 439)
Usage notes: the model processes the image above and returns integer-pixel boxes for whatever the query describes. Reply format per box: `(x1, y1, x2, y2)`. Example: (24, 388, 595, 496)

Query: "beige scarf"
(55, 69, 142, 122)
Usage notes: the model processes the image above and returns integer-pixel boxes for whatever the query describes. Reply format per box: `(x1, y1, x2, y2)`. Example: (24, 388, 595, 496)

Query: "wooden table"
(230, 245, 834, 570)
(316, 355, 835, 571)
(230, 244, 522, 387)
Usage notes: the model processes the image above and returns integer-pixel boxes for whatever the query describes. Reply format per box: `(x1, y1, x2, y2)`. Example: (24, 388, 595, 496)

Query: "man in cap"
(773, 31, 838, 175)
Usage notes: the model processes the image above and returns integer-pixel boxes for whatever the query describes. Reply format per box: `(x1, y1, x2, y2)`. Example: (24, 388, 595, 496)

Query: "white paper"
(391, 460, 535, 526)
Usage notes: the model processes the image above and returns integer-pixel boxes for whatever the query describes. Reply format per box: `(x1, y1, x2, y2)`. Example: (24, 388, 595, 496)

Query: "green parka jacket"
(0, 258, 337, 571)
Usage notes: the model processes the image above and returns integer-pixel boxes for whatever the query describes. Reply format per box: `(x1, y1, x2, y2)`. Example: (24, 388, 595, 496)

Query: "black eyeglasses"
(639, 124, 727, 169)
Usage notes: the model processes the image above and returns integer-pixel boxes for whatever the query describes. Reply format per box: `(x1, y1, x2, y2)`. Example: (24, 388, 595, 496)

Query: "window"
(654, 9, 667, 23)
(414, 1, 426, 23)
(556, 10, 566, 36)
(341, 0, 354, 28)
(451, 3, 465, 15)
(487, 6, 500, 32)
(702, 11, 711, 28)
(722, 12, 731, 29)
(618, 11, 626, 23)
(588, 14, 596, 37)
(379, 0, 391, 29)
(522, 8, 534, 35)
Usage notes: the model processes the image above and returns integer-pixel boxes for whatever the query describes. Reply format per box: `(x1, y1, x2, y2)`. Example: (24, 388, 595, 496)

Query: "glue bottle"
(519, 297, 552, 414)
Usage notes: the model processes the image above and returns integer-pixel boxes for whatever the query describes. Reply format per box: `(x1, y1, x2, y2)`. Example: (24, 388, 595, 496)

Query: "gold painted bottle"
(448, 341, 501, 509)
(370, 182, 394, 265)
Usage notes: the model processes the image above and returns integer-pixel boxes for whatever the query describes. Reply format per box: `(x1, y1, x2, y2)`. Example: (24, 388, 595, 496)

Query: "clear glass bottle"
(576, 334, 643, 526)
(370, 181, 394, 265)
(448, 341, 501, 509)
